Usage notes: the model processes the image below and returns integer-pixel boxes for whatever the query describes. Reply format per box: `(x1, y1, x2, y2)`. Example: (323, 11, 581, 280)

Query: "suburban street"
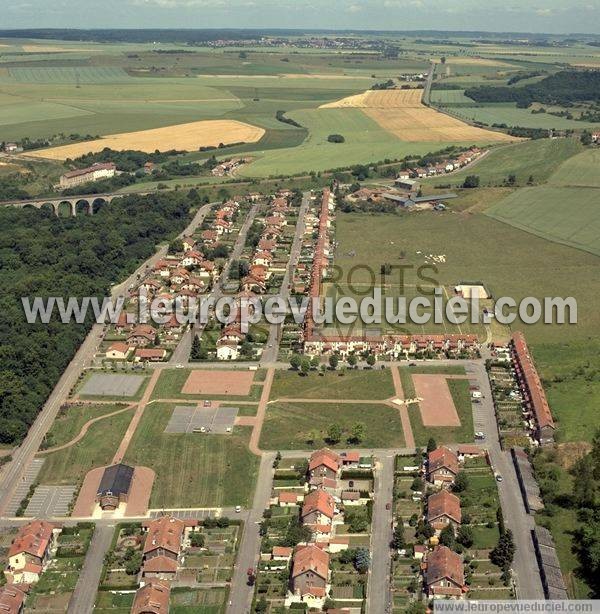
(367, 453, 395, 614)
(471, 360, 545, 599)
(262, 191, 311, 364)
(67, 524, 115, 614)
(170, 200, 260, 364)
(227, 452, 275, 614)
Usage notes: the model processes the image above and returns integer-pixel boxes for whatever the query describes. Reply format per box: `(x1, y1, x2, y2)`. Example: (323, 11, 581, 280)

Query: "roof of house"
(108, 342, 130, 354)
(128, 324, 156, 339)
(457, 445, 483, 456)
(97, 463, 134, 498)
(142, 555, 178, 574)
(144, 516, 185, 556)
(428, 446, 459, 477)
(301, 489, 335, 520)
(511, 331, 555, 430)
(309, 448, 341, 473)
(291, 544, 330, 582)
(8, 520, 54, 559)
(426, 545, 464, 587)
(278, 492, 299, 504)
(340, 451, 361, 463)
(135, 348, 165, 359)
(341, 491, 361, 500)
(0, 584, 27, 614)
(131, 579, 171, 614)
(61, 162, 115, 179)
(272, 546, 293, 558)
(427, 490, 462, 524)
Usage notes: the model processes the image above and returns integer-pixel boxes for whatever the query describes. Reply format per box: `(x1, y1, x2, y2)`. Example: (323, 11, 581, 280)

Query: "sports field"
(27, 119, 265, 159)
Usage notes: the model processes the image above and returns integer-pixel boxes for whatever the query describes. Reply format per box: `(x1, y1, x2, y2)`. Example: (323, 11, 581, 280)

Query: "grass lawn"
(40, 403, 128, 449)
(260, 401, 405, 450)
(470, 524, 500, 549)
(270, 368, 395, 400)
(333, 210, 600, 346)
(123, 404, 258, 508)
(150, 368, 261, 402)
(36, 408, 134, 486)
(408, 378, 474, 446)
(95, 591, 134, 613)
(425, 137, 583, 187)
(170, 586, 228, 613)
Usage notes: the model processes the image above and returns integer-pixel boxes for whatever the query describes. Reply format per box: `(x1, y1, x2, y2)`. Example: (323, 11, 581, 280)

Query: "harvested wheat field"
(27, 119, 265, 160)
(321, 88, 515, 142)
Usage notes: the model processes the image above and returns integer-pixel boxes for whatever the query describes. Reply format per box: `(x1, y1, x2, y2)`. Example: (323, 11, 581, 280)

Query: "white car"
(235, 505, 242, 513)
(475, 431, 486, 440)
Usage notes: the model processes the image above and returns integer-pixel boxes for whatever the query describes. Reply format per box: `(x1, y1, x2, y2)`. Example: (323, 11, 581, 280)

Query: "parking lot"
(4, 458, 45, 516)
(165, 405, 238, 434)
(25, 485, 76, 517)
(80, 373, 145, 397)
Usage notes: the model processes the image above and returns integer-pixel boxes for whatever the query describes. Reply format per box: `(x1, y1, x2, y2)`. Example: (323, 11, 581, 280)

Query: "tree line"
(0, 190, 199, 443)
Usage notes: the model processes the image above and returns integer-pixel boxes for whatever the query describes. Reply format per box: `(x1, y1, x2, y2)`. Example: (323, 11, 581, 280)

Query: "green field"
(331, 210, 600, 345)
(123, 404, 258, 508)
(429, 89, 476, 104)
(260, 401, 405, 449)
(548, 148, 600, 188)
(270, 368, 395, 400)
(8, 66, 133, 83)
(486, 185, 600, 256)
(451, 104, 600, 130)
(36, 407, 134, 486)
(426, 138, 583, 187)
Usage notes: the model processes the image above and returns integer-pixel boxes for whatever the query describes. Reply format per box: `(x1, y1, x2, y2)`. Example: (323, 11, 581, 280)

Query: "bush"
(327, 134, 345, 143)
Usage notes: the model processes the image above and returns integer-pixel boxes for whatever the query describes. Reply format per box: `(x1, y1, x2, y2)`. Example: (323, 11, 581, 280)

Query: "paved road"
(367, 453, 395, 614)
(262, 191, 311, 365)
(227, 452, 275, 614)
(0, 202, 213, 516)
(67, 524, 114, 614)
(470, 360, 544, 599)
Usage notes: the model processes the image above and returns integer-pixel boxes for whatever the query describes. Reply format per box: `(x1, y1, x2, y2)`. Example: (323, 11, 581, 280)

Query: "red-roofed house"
(0, 584, 27, 614)
(427, 490, 462, 530)
(131, 579, 170, 614)
(425, 545, 465, 599)
(134, 348, 167, 362)
(278, 492, 301, 507)
(289, 544, 330, 605)
(6, 520, 58, 584)
(106, 342, 132, 360)
(308, 449, 341, 482)
(127, 324, 156, 348)
(272, 546, 293, 561)
(301, 490, 335, 526)
(427, 447, 459, 486)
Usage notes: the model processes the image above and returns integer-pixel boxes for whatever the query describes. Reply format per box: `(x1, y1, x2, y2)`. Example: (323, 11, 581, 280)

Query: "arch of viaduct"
(0, 192, 129, 216)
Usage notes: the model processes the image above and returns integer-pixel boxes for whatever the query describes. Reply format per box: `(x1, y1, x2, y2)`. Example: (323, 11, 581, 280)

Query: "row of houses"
(59, 162, 116, 189)
(303, 188, 335, 341)
(397, 147, 483, 182)
(103, 200, 242, 363)
(304, 333, 479, 358)
(509, 332, 556, 445)
(211, 157, 247, 176)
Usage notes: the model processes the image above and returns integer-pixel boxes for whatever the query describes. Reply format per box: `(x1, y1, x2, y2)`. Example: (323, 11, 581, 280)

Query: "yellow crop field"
(436, 56, 515, 67)
(25, 119, 265, 160)
(320, 88, 515, 142)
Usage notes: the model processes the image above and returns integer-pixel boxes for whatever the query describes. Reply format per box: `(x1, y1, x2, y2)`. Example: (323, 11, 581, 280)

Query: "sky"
(1, 0, 599, 34)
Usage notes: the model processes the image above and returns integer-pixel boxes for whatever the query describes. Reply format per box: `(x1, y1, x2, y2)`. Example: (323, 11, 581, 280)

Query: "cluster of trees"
(0, 190, 198, 443)
(275, 110, 303, 129)
(70, 147, 181, 172)
(0, 176, 30, 200)
(465, 70, 600, 107)
(371, 79, 395, 90)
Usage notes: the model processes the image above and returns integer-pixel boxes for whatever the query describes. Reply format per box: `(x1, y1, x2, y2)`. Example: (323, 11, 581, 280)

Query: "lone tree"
(329, 354, 339, 370)
(426, 437, 437, 452)
(354, 548, 371, 573)
(290, 354, 301, 370)
(391, 518, 406, 550)
(439, 524, 456, 549)
(490, 529, 516, 573)
(327, 423, 342, 445)
(347, 354, 358, 368)
(349, 422, 366, 444)
(300, 357, 311, 376)
(366, 354, 376, 367)
(190, 334, 206, 360)
(453, 471, 469, 493)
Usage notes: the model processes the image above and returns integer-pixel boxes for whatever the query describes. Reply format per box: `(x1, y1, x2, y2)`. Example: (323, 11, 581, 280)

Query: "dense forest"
(0, 191, 199, 443)
(465, 70, 600, 107)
